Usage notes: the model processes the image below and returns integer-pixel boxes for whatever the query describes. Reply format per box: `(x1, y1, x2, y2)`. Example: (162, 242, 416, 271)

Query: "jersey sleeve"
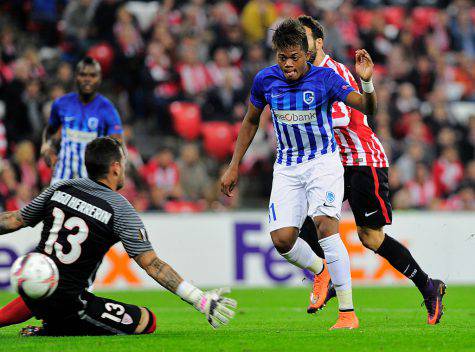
(20, 183, 61, 227)
(48, 99, 62, 130)
(325, 69, 355, 104)
(112, 197, 153, 257)
(249, 71, 267, 109)
(103, 101, 123, 136)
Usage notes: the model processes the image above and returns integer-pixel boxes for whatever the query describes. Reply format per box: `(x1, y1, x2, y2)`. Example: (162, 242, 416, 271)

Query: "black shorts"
(344, 166, 392, 228)
(23, 291, 144, 336)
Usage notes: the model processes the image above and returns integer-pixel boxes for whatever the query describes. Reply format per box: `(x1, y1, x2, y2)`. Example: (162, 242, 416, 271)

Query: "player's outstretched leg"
(314, 216, 359, 330)
(0, 296, 32, 328)
(359, 227, 446, 324)
(270, 226, 329, 307)
(299, 217, 335, 313)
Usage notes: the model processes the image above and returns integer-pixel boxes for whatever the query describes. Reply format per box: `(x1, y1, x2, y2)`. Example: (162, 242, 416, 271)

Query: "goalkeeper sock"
(376, 234, 430, 295)
(0, 296, 32, 327)
(281, 237, 324, 274)
(319, 233, 354, 310)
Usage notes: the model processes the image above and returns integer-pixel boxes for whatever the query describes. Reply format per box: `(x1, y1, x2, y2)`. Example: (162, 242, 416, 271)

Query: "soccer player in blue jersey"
(221, 19, 377, 330)
(41, 57, 124, 184)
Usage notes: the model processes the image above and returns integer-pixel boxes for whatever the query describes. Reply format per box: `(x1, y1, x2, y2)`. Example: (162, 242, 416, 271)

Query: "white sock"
(318, 233, 354, 310)
(281, 237, 324, 274)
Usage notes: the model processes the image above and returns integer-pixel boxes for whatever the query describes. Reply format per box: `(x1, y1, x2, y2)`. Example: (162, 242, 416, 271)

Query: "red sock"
(0, 296, 33, 327)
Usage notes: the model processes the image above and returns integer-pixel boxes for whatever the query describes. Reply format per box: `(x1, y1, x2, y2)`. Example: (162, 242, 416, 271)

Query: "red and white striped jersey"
(320, 55, 389, 167)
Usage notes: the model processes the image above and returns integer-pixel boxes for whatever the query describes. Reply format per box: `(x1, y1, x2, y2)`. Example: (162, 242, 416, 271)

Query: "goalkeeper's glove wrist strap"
(176, 280, 203, 305)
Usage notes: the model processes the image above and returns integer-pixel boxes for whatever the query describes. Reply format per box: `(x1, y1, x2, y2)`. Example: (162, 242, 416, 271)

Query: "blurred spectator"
(177, 143, 211, 201)
(241, 0, 277, 43)
(433, 146, 464, 197)
(396, 142, 426, 183)
(142, 148, 183, 210)
(61, 0, 98, 52)
(406, 162, 437, 208)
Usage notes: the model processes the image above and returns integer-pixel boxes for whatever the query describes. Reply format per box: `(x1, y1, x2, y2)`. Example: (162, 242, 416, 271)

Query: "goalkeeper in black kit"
(0, 137, 236, 336)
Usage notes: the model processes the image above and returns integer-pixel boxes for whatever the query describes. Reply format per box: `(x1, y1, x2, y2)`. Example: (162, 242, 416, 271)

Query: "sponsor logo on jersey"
(303, 90, 315, 105)
(87, 117, 99, 130)
(273, 110, 317, 125)
(65, 128, 98, 143)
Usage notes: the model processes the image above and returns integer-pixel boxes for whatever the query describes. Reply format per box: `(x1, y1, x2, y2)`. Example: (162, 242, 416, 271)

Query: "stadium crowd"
(0, 0, 473, 212)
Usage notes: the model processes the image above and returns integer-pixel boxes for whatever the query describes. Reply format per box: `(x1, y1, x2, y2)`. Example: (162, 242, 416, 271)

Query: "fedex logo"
(234, 221, 405, 284)
(235, 223, 313, 283)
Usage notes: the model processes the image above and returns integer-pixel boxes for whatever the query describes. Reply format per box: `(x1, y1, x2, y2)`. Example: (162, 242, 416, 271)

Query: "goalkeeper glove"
(177, 282, 237, 329)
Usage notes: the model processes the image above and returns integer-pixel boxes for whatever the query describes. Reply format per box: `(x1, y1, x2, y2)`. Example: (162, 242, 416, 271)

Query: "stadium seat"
(353, 9, 374, 30)
(202, 121, 233, 160)
(164, 200, 205, 213)
(169, 102, 202, 141)
(383, 6, 406, 29)
(412, 7, 439, 36)
(87, 43, 115, 75)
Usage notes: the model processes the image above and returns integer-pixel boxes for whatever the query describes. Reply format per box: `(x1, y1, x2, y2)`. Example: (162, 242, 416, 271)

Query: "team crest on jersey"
(303, 91, 315, 105)
(326, 191, 335, 204)
(87, 117, 99, 130)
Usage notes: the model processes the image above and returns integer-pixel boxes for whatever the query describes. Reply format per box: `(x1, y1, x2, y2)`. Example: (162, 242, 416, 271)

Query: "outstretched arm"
(220, 102, 263, 196)
(344, 49, 377, 116)
(134, 249, 183, 293)
(0, 211, 26, 235)
(134, 250, 237, 329)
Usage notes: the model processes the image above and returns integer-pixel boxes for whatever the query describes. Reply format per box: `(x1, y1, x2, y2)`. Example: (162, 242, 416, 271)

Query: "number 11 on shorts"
(269, 203, 277, 223)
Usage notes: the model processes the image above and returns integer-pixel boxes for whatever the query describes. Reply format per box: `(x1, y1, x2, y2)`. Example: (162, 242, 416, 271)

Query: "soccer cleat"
(19, 325, 46, 337)
(423, 279, 446, 325)
(307, 262, 333, 313)
(329, 311, 359, 330)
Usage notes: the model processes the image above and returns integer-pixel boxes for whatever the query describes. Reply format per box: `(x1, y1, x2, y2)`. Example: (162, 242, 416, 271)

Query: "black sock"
(376, 234, 430, 294)
(298, 217, 325, 258)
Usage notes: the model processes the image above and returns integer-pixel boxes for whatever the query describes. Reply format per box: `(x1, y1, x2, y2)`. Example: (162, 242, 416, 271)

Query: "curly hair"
(271, 18, 309, 52)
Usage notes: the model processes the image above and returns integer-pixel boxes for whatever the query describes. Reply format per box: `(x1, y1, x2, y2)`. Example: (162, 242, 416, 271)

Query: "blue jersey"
(250, 64, 354, 166)
(49, 93, 123, 183)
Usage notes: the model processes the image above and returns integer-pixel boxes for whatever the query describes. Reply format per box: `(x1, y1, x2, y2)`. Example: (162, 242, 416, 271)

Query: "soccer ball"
(10, 253, 59, 299)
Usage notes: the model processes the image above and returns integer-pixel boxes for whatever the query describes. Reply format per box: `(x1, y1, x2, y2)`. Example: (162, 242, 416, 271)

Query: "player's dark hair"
(272, 18, 308, 53)
(76, 56, 101, 74)
(298, 15, 325, 40)
(85, 137, 123, 181)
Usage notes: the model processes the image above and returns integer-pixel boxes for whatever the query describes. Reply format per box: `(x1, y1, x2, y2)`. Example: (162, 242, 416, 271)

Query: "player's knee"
(135, 308, 157, 334)
(313, 216, 338, 238)
(357, 226, 383, 251)
(271, 230, 296, 254)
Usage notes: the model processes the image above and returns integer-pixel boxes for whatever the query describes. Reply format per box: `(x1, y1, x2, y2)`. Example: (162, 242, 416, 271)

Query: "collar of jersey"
(318, 55, 330, 67)
(92, 179, 113, 191)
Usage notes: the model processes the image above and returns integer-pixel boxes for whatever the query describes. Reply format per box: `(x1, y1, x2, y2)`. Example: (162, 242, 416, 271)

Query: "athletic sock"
(318, 233, 354, 311)
(281, 237, 324, 274)
(376, 234, 430, 295)
(0, 296, 32, 327)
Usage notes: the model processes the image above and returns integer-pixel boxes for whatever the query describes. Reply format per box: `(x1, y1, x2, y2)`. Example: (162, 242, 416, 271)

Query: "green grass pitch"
(0, 286, 474, 352)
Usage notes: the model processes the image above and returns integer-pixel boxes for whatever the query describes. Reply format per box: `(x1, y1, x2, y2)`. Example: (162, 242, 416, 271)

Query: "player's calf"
(135, 307, 157, 334)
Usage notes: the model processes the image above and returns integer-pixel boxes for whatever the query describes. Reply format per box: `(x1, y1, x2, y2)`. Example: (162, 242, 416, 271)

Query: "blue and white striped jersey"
(49, 93, 123, 184)
(250, 64, 355, 166)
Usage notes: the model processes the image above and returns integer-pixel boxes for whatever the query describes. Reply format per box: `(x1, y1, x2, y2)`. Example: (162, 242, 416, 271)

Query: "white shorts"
(268, 152, 344, 232)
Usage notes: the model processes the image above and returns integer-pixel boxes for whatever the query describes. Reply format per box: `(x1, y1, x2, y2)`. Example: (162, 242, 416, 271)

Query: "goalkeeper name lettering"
(273, 110, 317, 125)
(51, 190, 112, 224)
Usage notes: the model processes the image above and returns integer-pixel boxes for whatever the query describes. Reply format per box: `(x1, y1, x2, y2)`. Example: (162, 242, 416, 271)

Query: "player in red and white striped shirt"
(298, 16, 445, 326)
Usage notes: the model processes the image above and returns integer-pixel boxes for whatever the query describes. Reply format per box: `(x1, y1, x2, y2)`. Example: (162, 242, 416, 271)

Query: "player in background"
(0, 57, 125, 330)
(298, 15, 446, 325)
(221, 19, 378, 330)
(0, 137, 236, 336)
(41, 57, 124, 184)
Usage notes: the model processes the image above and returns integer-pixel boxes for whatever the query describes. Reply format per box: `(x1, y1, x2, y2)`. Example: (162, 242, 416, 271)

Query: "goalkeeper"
(0, 137, 236, 336)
